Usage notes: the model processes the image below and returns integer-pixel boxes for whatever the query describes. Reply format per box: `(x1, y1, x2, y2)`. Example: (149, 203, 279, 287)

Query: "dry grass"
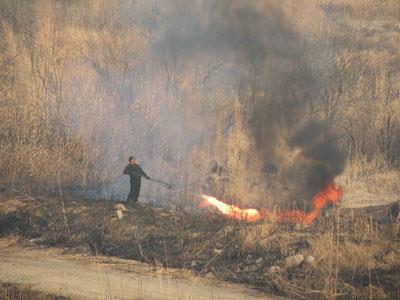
(0, 2, 400, 299)
(1, 189, 398, 299)
(320, 0, 400, 21)
(1, 0, 400, 208)
(337, 156, 400, 208)
(238, 219, 279, 251)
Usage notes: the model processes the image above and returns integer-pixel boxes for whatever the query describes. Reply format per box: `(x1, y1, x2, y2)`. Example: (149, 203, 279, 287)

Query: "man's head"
(128, 156, 137, 165)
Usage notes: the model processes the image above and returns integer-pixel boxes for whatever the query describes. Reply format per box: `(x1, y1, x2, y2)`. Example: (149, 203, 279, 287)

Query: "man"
(123, 156, 150, 206)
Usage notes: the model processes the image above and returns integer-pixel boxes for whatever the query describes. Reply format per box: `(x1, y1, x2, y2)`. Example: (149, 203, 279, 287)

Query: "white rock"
(114, 203, 127, 211)
(284, 254, 304, 268)
(191, 232, 201, 238)
(268, 266, 281, 275)
(304, 255, 315, 265)
(191, 260, 198, 267)
(116, 209, 124, 219)
(205, 272, 215, 279)
(213, 249, 223, 255)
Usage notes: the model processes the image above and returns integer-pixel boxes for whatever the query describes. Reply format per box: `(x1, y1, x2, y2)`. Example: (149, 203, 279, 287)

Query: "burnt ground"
(0, 189, 399, 300)
(0, 282, 68, 300)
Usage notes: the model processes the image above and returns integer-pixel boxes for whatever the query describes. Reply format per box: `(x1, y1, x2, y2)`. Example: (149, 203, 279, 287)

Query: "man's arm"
(138, 165, 151, 180)
(123, 165, 130, 175)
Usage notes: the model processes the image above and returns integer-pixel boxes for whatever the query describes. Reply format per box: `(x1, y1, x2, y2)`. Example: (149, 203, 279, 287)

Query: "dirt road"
(0, 239, 282, 300)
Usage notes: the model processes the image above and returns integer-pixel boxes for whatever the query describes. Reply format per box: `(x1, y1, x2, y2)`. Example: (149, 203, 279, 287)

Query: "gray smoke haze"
(37, 0, 346, 209)
(147, 0, 346, 207)
(153, 1, 302, 71)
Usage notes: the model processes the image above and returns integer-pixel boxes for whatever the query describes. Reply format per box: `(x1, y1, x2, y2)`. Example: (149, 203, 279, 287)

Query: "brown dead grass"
(0, 189, 399, 299)
(337, 157, 400, 208)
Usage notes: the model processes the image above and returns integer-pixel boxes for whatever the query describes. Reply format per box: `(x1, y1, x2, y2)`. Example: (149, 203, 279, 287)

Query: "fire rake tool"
(149, 178, 173, 189)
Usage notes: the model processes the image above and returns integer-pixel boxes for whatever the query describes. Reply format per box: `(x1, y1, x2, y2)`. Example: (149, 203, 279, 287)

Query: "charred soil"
(0, 282, 69, 300)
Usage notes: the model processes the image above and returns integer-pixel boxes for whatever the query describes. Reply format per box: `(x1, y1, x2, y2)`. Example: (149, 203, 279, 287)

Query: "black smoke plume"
(156, 0, 346, 207)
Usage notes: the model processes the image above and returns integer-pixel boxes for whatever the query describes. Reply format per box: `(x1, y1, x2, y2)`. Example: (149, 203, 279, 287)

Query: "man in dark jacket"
(123, 156, 150, 205)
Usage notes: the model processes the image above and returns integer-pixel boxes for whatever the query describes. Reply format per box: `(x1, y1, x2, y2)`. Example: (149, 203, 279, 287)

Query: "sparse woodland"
(1, 0, 399, 207)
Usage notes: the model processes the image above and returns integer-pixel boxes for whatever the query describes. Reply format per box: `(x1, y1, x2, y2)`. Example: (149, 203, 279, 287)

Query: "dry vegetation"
(0, 0, 399, 205)
(0, 190, 399, 299)
(0, 0, 400, 299)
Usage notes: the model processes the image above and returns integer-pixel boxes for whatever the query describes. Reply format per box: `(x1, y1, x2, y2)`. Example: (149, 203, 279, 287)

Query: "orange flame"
(200, 183, 343, 224)
(276, 183, 343, 224)
(200, 195, 262, 222)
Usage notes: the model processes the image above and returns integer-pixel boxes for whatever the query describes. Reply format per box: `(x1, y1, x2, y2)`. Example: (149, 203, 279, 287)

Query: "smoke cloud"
(149, 0, 346, 208)
(26, 0, 345, 209)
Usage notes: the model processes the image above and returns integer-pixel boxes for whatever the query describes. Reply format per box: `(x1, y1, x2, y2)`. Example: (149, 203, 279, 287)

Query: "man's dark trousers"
(127, 178, 141, 205)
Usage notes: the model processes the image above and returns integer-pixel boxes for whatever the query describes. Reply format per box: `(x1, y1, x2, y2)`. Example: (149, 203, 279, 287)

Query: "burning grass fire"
(201, 183, 343, 224)
(200, 195, 262, 222)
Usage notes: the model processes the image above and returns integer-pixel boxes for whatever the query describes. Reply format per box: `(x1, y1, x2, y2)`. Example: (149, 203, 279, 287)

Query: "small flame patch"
(200, 195, 261, 222)
(200, 183, 343, 224)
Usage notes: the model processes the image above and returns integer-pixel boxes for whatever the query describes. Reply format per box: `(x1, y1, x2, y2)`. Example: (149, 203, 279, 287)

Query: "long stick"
(150, 178, 173, 189)
(112, 174, 173, 189)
